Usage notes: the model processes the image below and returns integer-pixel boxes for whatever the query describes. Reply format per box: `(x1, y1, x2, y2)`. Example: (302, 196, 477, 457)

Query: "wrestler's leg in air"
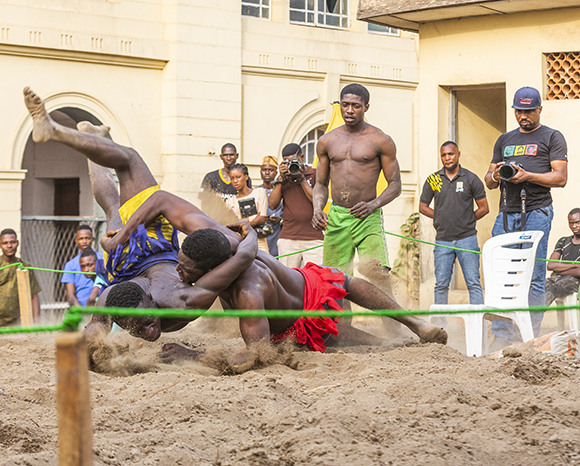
(24, 86, 155, 204)
(345, 277, 448, 344)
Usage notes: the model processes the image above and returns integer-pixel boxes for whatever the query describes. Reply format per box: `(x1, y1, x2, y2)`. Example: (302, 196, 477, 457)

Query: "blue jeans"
(490, 204, 553, 340)
(434, 234, 484, 305)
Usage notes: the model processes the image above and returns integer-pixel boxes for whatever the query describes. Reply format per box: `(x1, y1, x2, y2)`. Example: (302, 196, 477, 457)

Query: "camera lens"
(499, 163, 517, 181)
(288, 160, 301, 175)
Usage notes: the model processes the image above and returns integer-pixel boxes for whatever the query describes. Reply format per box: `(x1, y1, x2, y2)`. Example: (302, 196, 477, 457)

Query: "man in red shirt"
(268, 143, 323, 266)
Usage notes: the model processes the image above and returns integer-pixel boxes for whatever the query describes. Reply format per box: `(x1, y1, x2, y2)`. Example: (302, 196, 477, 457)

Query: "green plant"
(391, 212, 420, 297)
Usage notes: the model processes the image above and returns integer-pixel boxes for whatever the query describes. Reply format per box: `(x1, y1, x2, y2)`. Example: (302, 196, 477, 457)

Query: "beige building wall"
(416, 8, 580, 308)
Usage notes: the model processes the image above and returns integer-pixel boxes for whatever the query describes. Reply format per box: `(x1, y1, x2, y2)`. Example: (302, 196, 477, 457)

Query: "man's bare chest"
(328, 138, 380, 165)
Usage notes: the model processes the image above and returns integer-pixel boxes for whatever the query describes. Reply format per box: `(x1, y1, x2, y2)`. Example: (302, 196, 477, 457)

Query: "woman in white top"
(225, 163, 269, 253)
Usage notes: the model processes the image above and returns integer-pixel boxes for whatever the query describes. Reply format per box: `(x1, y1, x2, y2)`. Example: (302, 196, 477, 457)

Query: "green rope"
(1, 303, 578, 335)
(19, 265, 96, 275)
(383, 231, 483, 254)
(272, 230, 580, 264)
(69, 304, 578, 320)
(0, 262, 95, 275)
(275, 244, 324, 259)
(4, 231, 578, 272)
(0, 323, 69, 334)
(0, 262, 23, 272)
(61, 310, 84, 331)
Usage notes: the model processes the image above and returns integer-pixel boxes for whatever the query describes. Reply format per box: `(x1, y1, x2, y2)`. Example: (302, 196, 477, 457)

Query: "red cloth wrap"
(270, 262, 347, 352)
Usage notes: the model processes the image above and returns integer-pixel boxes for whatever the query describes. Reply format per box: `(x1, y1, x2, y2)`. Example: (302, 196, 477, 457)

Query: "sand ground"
(1, 314, 580, 466)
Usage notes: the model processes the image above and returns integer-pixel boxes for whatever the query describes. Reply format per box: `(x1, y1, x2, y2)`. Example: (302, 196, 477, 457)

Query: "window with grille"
(290, 0, 349, 29)
(242, 0, 270, 19)
(546, 52, 580, 100)
(368, 23, 400, 36)
(300, 125, 328, 165)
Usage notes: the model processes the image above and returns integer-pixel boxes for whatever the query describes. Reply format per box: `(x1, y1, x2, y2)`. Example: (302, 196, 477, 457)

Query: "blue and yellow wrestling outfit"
(103, 185, 179, 286)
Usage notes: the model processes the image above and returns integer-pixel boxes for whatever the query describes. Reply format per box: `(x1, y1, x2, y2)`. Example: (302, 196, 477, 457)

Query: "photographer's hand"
(294, 164, 306, 182)
(492, 162, 505, 182)
(507, 164, 529, 184)
(485, 162, 502, 189)
(279, 161, 289, 178)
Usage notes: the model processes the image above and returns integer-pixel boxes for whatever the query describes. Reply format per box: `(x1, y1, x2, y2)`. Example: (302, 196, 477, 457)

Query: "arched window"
(299, 124, 327, 165)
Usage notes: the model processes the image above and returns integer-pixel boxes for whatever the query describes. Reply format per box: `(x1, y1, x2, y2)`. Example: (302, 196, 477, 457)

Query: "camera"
(287, 158, 304, 177)
(499, 161, 520, 181)
(254, 224, 273, 238)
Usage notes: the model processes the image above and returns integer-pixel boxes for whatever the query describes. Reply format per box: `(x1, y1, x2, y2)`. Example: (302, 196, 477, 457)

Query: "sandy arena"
(1, 313, 580, 466)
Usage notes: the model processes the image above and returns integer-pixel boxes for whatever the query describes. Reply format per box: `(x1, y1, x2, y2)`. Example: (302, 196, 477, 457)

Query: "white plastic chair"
(430, 231, 544, 356)
(565, 292, 579, 331)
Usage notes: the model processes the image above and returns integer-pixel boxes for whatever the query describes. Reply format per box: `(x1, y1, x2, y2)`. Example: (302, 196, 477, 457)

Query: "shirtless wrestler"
(312, 83, 402, 331)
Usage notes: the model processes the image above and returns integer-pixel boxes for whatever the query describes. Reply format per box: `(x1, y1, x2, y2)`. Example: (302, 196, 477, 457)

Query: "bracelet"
(491, 172, 499, 183)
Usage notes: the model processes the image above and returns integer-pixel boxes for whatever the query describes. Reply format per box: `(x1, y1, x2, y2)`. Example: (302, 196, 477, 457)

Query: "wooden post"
(56, 332, 93, 466)
(16, 268, 33, 326)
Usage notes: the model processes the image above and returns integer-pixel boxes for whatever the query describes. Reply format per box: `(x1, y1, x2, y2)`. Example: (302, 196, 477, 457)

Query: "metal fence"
(21, 216, 106, 314)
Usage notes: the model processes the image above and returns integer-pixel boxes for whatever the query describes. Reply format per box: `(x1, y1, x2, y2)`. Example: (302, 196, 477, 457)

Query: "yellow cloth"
(119, 185, 172, 239)
(103, 185, 174, 266)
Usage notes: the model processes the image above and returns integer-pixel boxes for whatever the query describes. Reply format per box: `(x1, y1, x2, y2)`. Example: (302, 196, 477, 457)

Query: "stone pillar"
(0, 170, 27, 236)
(161, 0, 242, 204)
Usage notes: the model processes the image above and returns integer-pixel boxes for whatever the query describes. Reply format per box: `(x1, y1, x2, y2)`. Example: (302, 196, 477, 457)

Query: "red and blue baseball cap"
(512, 87, 541, 110)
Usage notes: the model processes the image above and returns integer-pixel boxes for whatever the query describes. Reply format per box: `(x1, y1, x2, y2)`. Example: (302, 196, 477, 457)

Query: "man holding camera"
(485, 86, 568, 346)
(420, 141, 489, 305)
(268, 143, 323, 266)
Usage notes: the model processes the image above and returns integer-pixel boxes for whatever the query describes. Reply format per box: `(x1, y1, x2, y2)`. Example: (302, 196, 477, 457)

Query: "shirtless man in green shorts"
(312, 83, 400, 294)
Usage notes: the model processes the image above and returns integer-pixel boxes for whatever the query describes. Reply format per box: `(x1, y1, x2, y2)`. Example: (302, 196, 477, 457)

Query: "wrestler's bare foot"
(77, 121, 111, 138)
(23, 86, 57, 143)
(416, 321, 448, 345)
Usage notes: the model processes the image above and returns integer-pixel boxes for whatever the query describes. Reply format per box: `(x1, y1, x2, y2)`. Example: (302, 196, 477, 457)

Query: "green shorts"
(323, 204, 390, 275)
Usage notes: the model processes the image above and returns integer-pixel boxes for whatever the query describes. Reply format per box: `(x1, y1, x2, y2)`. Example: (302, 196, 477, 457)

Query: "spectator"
(0, 228, 41, 325)
(225, 163, 269, 252)
(545, 208, 580, 306)
(419, 141, 489, 305)
(259, 155, 283, 257)
(199, 143, 251, 212)
(312, 84, 400, 294)
(485, 86, 568, 345)
(269, 143, 323, 267)
(87, 274, 107, 307)
(61, 225, 102, 308)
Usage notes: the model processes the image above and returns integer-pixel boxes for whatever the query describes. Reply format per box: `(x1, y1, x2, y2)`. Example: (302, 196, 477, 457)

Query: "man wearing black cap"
(485, 86, 568, 347)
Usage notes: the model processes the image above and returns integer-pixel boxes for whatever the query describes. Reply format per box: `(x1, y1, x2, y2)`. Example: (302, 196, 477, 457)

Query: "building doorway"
(20, 108, 108, 312)
(447, 84, 506, 292)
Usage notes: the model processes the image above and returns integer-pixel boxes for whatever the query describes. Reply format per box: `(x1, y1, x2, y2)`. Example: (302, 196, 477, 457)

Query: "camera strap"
(502, 182, 527, 232)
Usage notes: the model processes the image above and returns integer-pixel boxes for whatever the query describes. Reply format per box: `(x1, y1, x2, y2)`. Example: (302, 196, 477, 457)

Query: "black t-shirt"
(554, 235, 580, 262)
(200, 169, 251, 201)
(420, 166, 486, 241)
(492, 125, 567, 212)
